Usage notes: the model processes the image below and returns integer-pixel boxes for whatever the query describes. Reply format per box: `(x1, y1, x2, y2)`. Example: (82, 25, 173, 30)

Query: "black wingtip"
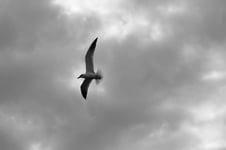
(94, 37, 98, 43)
(81, 92, 87, 100)
(89, 37, 98, 50)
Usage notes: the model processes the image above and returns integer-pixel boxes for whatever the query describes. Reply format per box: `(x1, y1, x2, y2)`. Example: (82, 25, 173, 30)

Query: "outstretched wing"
(80, 78, 92, 99)
(85, 37, 98, 73)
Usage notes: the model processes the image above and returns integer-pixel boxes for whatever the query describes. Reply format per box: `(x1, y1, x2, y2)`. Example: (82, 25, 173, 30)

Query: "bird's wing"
(85, 37, 98, 73)
(80, 78, 92, 99)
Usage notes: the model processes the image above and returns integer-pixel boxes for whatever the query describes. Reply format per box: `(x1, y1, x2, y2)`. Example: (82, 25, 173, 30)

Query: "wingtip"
(90, 37, 98, 47)
(82, 92, 87, 100)
(82, 94, 87, 100)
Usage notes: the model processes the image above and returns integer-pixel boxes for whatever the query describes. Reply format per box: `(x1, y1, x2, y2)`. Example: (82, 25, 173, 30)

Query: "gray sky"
(0, 0, 226, 150)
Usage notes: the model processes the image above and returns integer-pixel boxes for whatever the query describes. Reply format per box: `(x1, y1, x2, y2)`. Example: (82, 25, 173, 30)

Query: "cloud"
(0, 0, 226, 150)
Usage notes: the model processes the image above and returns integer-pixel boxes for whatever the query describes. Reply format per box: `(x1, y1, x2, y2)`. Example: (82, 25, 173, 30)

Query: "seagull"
(77, 37, 103, 99)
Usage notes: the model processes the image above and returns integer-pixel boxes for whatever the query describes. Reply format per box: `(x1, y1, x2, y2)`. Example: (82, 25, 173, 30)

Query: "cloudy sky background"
(0, 0, 226, 150)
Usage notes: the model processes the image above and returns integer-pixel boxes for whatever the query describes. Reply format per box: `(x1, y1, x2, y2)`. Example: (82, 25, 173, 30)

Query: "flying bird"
(77, 37, 103, 99)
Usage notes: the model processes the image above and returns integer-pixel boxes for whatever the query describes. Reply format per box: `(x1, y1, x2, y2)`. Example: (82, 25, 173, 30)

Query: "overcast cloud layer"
(0, 0, 226, 150)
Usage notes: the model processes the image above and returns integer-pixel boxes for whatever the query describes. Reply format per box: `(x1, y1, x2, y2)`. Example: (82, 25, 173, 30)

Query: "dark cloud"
(0, 128, 25, 150)
(0, 0, 226, 150)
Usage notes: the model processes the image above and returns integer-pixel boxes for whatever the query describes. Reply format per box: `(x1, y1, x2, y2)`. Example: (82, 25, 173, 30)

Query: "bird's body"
(77, 37, 102, 99)
(79, 73, 102, 80)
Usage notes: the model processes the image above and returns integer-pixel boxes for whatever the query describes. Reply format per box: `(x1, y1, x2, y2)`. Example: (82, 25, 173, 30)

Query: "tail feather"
(95, 69, 103, 84)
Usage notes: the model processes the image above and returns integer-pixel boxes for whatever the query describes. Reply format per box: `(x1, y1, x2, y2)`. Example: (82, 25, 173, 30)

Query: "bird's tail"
(95, 69, 103, 84)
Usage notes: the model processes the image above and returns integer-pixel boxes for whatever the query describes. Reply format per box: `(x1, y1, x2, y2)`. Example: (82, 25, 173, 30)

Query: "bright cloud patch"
(189, 100, 226, 150)
(53, 0, 121, 15)
(52, 0, 169, 41)
(202, 70, 226, 81)
(157, 1, 188, 16)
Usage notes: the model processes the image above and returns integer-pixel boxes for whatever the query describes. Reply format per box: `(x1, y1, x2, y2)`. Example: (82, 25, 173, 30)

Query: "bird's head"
(77, 74, 85, 79)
